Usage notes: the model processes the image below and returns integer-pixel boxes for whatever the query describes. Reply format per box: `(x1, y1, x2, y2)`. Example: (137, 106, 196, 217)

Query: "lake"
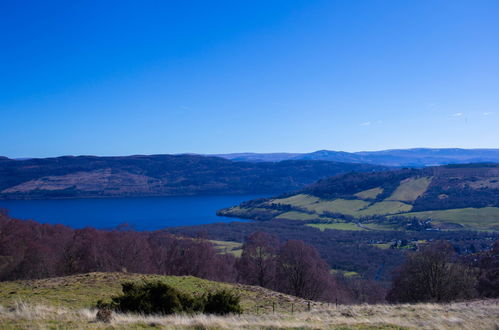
(0, 195, 265, 231)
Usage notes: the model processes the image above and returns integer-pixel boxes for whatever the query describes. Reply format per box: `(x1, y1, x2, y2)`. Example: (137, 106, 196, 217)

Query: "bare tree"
(276, 240, 334, 300)
(387, 240, 477, 302)
(237, 231, 279, 288)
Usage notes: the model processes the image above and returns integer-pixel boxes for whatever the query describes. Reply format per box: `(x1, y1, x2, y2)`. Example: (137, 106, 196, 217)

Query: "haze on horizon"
(1, 1, 498, 158)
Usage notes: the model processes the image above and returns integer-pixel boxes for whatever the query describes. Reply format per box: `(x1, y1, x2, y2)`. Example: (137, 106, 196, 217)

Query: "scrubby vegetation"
(100, 281, 241, 315)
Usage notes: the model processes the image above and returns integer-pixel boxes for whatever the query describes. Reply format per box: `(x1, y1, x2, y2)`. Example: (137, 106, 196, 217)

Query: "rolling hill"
(0, 272, 497, 329)
(218, 163, 499, 231)
(0, 154, 387, 199)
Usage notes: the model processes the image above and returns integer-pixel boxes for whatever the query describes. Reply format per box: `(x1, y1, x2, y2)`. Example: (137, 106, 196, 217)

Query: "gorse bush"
(101, 281, 242, 315)
(203, 289, 242, 315)
(110, 281, 202, 314)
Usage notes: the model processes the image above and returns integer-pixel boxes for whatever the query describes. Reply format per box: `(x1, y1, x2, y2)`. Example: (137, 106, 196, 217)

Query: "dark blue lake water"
(0, 195, 264, 231)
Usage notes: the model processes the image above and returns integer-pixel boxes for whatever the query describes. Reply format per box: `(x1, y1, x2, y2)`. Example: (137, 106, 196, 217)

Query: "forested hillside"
(0, 155, 387, 199)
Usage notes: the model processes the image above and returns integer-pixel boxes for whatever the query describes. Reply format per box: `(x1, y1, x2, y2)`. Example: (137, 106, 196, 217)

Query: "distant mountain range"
(214, 148, 499, 167)
(0, 154, 387, 200)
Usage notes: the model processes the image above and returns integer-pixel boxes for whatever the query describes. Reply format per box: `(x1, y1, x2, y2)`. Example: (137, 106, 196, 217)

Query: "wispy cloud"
(483, 112, 493, 116)
(452, 112, 463, 117)
(360, 121, 371, 126)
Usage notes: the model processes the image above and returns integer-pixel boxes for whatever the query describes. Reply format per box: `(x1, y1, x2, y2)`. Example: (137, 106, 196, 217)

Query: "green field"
(401, 207, 499, 231)
(330, 269, 360, 277)
(354, 187, 383, 200)
(210, 240, 243, 257)
(371, 242, 392, 249)
(304, 198, 370, 215)
(307, 222, 366, 231)
(270, 194, 320, 207)
(275, 210, 320, 220)
(386, 177, 432, 202)
(357, 201, 413, 216)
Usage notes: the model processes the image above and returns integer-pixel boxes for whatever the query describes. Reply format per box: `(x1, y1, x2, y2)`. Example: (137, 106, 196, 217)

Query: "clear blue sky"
(1, 0, 498, 158)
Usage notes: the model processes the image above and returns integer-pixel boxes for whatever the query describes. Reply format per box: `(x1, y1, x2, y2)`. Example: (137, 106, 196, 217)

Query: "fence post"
(272, 301, 275, 314)
(308, 301, 311, 311)
(291, 303, 294, 314)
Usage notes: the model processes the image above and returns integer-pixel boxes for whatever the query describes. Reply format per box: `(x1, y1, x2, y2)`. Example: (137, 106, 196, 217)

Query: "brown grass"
(0, 299, 497, 329)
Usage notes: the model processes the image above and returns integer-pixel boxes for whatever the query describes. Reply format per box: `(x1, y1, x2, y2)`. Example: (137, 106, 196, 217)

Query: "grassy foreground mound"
(0, 272, 314, 314)
(0, 273, 498, 329)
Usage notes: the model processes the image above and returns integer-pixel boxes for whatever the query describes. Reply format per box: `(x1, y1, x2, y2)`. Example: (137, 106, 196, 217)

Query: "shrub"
(203, 289, 242, 315)
(109, 281, 203, 314)
(102, 281, 242, 315)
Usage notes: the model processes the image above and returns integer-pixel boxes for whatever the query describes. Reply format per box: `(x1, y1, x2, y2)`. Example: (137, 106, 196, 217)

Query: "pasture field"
(270, 194, 320, 207)
(307, 222, 366, 231)
(400, 207, 499, 231)
(386, 177, 432, 202)
(357, 201, 412, 216)
(275, 211, 320, 220)
(354, 187, 384, 200)
(304, 199, 370, 216)
(210, 240, 243, 257)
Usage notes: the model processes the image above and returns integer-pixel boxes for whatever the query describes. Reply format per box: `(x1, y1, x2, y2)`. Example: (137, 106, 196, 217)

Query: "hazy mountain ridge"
(0, 154, 387, 199)
(216, 148, 499, 166)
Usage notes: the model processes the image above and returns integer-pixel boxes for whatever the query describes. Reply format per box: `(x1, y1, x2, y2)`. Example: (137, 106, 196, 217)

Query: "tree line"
(0, 212, 497, 303)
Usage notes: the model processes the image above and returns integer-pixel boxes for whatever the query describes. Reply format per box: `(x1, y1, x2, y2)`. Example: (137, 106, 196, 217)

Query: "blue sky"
(1, 0, 498, 158)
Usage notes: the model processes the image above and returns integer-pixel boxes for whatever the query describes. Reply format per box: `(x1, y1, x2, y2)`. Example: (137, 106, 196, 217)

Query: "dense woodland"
(0, 212, 497, 303)
(168, 219, 498, 281)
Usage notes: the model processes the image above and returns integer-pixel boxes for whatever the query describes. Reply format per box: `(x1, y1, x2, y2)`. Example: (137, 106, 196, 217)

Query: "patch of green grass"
(357, 201, 413, 216)
(307, 222, 366, 231)
(330, 269, 360, 277)
(400, 207, 499, 231)
(219, 206, 281, 220)
(371, 242, 392, 249)
(0, 273, 322, 316)
(305, 199, 370, 216)
(275, 211, 320, 220)
(362, 223, 399, 231)
(210, 240, 243, 257)
(386, 177, 432, 202)
(0, 273, 234, 310)
(269, 194, 321, 207)
(354, 187, 383, 200)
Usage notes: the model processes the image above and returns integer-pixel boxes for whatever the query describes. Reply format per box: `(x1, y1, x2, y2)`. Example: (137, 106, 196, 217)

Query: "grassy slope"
(210, 240, 243, 257)
(0, 272, 317, 315)
(354, 187, 383, 200)
(307, 222, 366, 231)
(385, 177, 432, 202)
(1, 291, 497, 329)
(401, 207, 499, 231)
